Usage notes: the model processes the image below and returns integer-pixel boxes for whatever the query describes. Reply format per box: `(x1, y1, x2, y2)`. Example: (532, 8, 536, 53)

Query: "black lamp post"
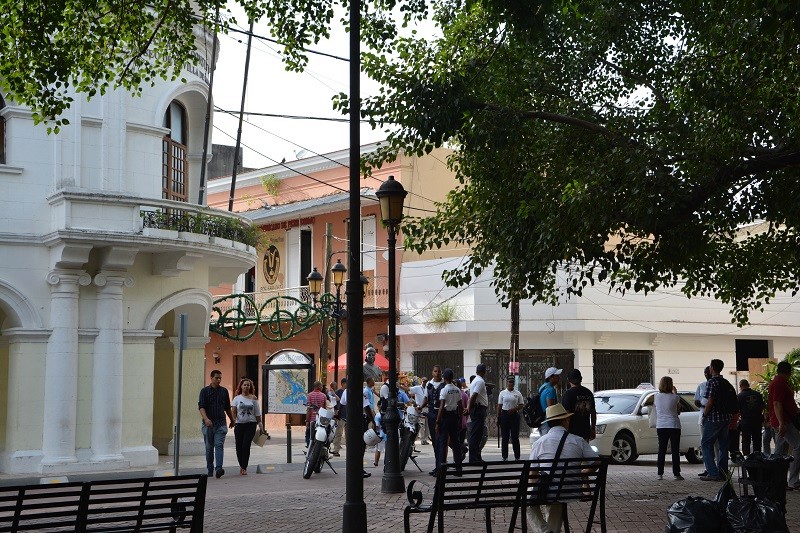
(376, 174, 408, 494)
(331, 260, 347, 387)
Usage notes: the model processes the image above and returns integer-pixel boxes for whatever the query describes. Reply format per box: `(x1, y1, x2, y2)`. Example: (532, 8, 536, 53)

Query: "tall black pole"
(342, 0, 366, 530)
(228, 19, 254, 212)
(381, 223, 405, 492)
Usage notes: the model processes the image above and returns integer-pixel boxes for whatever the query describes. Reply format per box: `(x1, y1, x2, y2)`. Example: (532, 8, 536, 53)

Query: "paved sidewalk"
(0, 434, 796, 532)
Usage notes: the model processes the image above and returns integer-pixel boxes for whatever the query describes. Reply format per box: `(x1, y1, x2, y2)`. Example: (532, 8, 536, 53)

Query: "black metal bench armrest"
(405, 480, 431, 510)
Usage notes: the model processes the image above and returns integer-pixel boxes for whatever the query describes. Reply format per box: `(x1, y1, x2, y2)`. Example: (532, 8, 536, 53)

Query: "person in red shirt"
(768, 361, 800, 490)
(306, 381, 328, 447)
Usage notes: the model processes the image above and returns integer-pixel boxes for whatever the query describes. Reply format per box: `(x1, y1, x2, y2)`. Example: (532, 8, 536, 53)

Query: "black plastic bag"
(715, 481, 737, 510)
(727, 497, 788, 533)
(665, 496, 728, 533)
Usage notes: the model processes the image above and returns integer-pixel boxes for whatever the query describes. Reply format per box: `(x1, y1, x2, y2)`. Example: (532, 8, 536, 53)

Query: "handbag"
(252, 430, 268, 447)
(648, 404, 658, 429)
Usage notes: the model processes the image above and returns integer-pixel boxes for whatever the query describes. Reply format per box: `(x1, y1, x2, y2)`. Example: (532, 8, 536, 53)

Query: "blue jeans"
(701, 419, 730, 478)
(202, 423, 228, 474)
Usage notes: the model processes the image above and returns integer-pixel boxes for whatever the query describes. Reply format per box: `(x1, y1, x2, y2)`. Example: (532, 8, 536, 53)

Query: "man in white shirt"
(465, 364, 489, 463)
(528, 404, 599, 533)
(409, 377, 430, 445)
(693, 366, 714, 476)
(340, 383, 374, 479)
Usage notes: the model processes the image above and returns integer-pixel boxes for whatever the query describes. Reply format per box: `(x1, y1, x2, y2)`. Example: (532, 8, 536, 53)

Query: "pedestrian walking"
(465, 364, 489, 463)
(560, 369, 596, 442)
(497, 375, 524, 460)
(654, 376, 683, 481)
(433, 368, 463, 476)
(231, 378, 265, 475)
(700, 359, 733, 481)
(538, 367, 562, 435)
(768, 360, 800, 490)
(198, 370, 235, 479)
(737, 379, 764, 455)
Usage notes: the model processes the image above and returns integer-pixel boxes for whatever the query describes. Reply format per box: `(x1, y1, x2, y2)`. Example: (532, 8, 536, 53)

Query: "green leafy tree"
(342, 0, 800, 325)
(754, 348, 800, 405)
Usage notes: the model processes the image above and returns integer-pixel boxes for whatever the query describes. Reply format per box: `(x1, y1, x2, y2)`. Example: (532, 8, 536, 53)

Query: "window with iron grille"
(593, 350, 653, 391)
(162, 101, 188, 202)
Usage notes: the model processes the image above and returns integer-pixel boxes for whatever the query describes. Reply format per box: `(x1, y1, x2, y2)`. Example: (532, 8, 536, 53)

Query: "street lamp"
(330, 260, 347, 387)
(307, 262, 371, 393)
(375, 174, 408, 494)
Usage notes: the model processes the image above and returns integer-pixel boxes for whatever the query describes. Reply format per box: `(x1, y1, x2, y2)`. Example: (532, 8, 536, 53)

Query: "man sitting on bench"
(528, 404, 599, 533)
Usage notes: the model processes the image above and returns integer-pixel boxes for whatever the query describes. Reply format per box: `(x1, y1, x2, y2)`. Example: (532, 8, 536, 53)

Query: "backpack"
(426, 381, 445, 414)
(713, 376, 739, 415)
(523, 387, 547, 428)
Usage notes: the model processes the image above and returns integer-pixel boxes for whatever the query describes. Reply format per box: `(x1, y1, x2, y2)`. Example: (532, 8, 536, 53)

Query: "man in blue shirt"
(538, 367, 562, 435)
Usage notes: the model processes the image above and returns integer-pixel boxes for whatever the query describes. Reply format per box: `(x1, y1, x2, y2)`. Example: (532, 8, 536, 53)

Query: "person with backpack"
(700, 358, 736, 481)
(422, 365, 445, 476)
(539, 367, 562, 435)
(737, 379, 765, 455)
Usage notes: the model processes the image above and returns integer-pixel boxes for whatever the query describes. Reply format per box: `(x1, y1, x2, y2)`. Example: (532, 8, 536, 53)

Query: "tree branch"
(120, 0, 174, 81)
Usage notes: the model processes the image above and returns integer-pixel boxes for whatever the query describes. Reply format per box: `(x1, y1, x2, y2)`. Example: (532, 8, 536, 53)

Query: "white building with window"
(0, 30, 255, 473)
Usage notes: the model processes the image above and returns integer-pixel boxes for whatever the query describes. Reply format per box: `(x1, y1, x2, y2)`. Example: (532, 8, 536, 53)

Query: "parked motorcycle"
(399, 405, 423, 472)
(302, 406, 338, 479)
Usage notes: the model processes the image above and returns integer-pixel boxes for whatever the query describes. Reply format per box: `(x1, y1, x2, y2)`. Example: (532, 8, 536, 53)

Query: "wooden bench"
(403, 458, 608, 533)
(0, 474, 206, 532)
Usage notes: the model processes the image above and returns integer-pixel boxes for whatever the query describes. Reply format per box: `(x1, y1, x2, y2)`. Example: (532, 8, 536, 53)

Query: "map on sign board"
(267, 368, 309, 414)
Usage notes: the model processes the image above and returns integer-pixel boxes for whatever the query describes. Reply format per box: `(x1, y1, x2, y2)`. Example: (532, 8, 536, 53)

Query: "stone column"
(90, 272, 134, 461)
(41, 270, 91, 467)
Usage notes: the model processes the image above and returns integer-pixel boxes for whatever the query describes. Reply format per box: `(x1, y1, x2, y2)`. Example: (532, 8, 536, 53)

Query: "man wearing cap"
(561, 369, 596, 442)
(528, 404, 599, 533)
(539, 367, 562, 435)
(465, 363, 489, 463)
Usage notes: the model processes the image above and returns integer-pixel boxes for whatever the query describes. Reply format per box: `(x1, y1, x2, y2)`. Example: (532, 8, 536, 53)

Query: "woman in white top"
(231, 379, 265, 475)
(654, 376, 683, 480)
(496, 375, 525, 460)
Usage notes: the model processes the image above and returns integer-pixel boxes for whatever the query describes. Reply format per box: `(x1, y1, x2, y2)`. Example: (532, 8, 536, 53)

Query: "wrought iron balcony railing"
(141, 208, 259, 247)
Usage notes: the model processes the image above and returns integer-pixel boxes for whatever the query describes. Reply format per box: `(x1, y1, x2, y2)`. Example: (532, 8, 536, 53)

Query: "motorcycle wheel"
(314, 446, 325, 473)
(303, 441, 321, 479)
(399, 430, 415, 472)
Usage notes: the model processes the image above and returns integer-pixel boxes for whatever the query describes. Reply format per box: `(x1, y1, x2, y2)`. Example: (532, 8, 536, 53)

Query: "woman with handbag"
(654, 376, 683, 480)
(231, 379, 265, 475)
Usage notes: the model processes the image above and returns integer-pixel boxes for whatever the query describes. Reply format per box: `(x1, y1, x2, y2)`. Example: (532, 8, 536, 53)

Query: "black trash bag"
(727, 497, 788, 533)
(665, 496, 728, 533)
(715, 481, 737, 510)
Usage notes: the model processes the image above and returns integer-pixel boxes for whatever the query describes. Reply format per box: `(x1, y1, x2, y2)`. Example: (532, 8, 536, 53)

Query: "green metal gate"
(412, 350, 464, 382)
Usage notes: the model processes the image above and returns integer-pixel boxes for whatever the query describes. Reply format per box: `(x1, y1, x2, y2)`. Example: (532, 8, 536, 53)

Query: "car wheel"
(610, 433, 637, 465)
(685, 447, 703, 464)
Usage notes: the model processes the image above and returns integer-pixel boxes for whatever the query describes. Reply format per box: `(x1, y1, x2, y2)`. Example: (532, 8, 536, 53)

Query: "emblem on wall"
(263, 245, 281, 285)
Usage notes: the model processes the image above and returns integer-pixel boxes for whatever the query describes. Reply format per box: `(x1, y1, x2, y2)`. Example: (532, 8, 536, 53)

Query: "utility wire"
(216, 108, 362, 123)
(226, 24, 349, 62)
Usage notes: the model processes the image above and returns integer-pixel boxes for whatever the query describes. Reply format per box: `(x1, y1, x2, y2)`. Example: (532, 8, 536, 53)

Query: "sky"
(210, 6, 392, 170)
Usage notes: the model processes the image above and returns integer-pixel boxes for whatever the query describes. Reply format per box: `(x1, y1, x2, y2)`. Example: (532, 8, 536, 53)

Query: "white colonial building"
(0, 29, 255, 473)
(398, 256, 800, 429)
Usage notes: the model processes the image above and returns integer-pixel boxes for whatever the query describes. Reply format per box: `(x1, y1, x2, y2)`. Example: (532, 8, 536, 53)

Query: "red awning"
(326, 350, 389, 373)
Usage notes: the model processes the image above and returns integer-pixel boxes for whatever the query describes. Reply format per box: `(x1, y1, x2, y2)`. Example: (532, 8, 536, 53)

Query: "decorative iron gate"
(593, 350, 654, 391)
(412, 351, 464, 382)
(482, 350, 574, 437)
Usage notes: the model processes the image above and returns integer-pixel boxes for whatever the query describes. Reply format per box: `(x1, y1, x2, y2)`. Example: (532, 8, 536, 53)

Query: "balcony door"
(162, 101, 188, 203)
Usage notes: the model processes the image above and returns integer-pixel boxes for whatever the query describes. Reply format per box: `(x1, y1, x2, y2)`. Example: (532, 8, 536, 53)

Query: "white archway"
(0, 279, 43, 330)
(143, 288, 212, 337)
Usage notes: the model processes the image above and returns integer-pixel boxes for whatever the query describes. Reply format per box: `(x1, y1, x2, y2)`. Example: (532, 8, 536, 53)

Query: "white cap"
(544, 367, 562, 379)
